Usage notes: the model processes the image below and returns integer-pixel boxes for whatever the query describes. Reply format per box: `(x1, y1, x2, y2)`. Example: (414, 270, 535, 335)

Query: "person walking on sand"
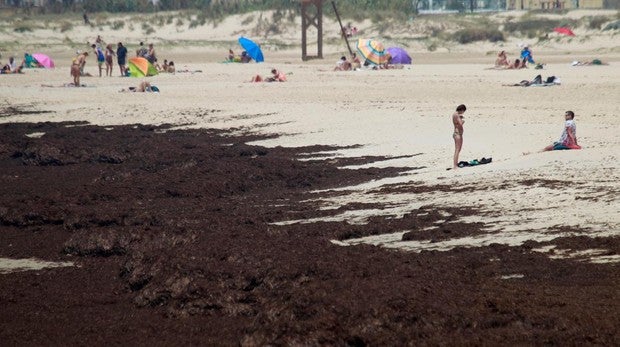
(541, 111, 581, 151)
(452, 104, 467, 169)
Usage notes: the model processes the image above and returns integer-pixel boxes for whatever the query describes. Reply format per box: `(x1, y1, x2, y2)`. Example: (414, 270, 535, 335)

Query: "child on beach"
(542, 111, 581, 151)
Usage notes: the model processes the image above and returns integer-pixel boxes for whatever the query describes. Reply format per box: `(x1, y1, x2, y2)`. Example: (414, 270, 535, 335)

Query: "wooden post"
(301, 0, 323, 61)
(331, 1, 353, 56)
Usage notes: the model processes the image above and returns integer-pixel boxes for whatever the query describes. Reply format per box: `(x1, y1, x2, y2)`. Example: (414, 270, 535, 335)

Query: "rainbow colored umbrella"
(355, 39, 389, 65)
(128, 57, 158, 77)
(31, 53, 55, 68)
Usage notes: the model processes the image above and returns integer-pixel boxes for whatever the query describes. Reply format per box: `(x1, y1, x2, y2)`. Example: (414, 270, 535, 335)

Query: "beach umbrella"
(238, 37, 264, 63)
(386, 47, 412, 64)
(31, 53, 55, 68)
(355, 39, 390, 65)
(553, 27, 575, 36)
(128, 57, 158, 77)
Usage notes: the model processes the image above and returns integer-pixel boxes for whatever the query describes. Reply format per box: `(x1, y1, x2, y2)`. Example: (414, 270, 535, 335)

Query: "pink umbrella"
(31, 53, 55, 68)
(553, 27, 575, 36)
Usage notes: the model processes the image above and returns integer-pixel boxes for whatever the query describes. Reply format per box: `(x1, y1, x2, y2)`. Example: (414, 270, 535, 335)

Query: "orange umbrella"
(128, 57, 158, 77)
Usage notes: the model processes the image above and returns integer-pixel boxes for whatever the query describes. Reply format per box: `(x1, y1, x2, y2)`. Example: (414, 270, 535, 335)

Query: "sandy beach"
(1, 8, 619, 345)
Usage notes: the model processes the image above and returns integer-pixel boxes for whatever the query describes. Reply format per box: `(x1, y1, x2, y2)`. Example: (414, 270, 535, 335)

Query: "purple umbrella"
(386, 47, 412, 65)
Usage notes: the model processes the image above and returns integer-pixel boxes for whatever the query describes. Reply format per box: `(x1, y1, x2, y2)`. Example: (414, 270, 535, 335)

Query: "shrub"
(241, 15, 254, 26)
(111, 20, 125, 30)
(587, 16, 610, 29)
(452, 28, 504, 43)
(603, 19, 620, 30)
(142, 22, 155, 34)
(504, 18, 560, 33)
(59, 21, 73, 32)
(14, 25, 32, 33)
(176, 18, 184, 26)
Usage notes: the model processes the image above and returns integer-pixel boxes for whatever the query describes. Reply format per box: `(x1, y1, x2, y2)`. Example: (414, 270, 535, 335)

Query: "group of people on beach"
(1, 56, 23, 74)
(226, 49, 253, 63)
(333, 53, 362, 71)
(1, 52, 50, 74)
(494, 46, 536, 69)
(452, 105, 580, 169)
(67, 35, 176, 87)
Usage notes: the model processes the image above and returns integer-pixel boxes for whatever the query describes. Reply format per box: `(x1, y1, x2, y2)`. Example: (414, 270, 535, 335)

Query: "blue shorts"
(552, 142, 569, 150)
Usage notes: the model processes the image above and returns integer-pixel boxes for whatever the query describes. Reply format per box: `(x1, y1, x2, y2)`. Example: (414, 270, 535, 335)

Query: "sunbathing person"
(156, 59, 170, 72)
(507, 59, 524, 69)
(240, 51, 252, 63)
(166, 61, 175, 73)
(1, 57, 23, 74)
(251, 69, 287, 82)
(542, 111, 581, 151)
(334, 56, 352, 71)
(120, 81, 159, 92)
(351, 53, 361, 70)
(571, 59, 608, 66)
(495, 50, 510, 67)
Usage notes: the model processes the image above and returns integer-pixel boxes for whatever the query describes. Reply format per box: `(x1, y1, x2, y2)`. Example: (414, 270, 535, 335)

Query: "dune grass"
(0, 9, 617, 53)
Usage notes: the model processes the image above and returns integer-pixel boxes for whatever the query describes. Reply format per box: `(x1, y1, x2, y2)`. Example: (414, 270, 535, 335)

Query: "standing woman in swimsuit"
(452, 104, 466, 169)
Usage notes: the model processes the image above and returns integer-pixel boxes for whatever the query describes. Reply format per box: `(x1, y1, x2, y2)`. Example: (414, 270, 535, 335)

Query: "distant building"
(506, 0, 604, 9)
(1, 0, 50, 6)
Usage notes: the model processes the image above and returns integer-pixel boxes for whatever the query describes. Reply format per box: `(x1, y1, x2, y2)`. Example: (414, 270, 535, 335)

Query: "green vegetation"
(586, 15, 611, 29)
(452, 27, 504, 43)
(141, 22, 155, 34)
(59, 20, 73, 32)
(111, 20, 125, 30)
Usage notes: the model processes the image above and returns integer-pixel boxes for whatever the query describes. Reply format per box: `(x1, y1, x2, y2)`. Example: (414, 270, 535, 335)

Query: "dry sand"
(1, 10, 619, 266)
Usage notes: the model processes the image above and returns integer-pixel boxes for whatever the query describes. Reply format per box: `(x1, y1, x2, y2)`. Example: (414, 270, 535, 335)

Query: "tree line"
(7, 0, 418, 16)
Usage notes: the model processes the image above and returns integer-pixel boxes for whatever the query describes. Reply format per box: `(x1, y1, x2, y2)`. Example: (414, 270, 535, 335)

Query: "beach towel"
(457, 157, 492, 168)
